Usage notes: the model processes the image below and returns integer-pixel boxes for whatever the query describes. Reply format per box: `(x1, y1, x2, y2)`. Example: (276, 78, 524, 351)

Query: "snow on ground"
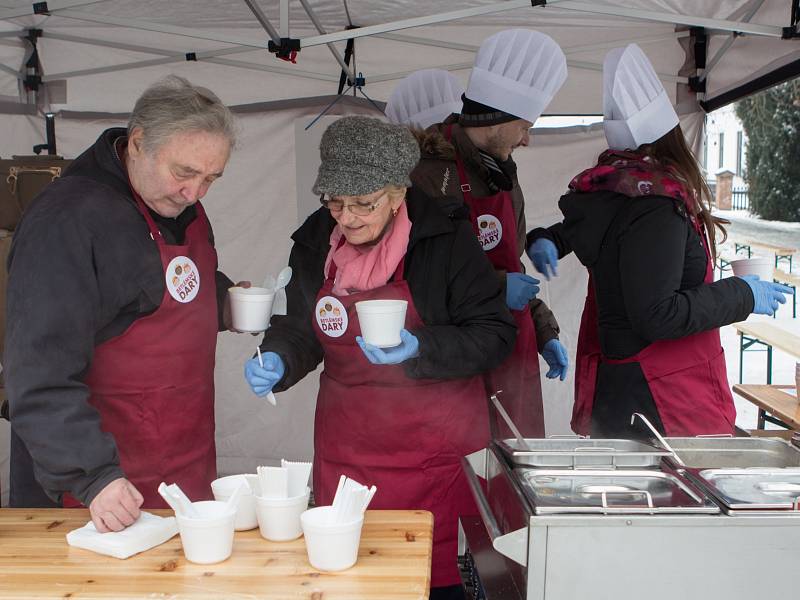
(715, 212, 799, 431)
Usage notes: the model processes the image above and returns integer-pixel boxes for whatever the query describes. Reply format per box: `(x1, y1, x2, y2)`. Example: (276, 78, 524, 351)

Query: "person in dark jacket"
(5, 76, 242, 531)
(243, 116, 515, 600)
(409, 30, 569, 441)
(527, 44, 792, 438)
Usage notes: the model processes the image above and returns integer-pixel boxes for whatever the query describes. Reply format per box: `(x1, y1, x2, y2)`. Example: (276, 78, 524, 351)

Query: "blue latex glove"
(740, 275, 793, 316)
(541, 339, 569, 381)
(356, 329, 420, 365)
(527, 238, 558, 280)
(506, 272, 540, 310)
(244, 352, 285, 397)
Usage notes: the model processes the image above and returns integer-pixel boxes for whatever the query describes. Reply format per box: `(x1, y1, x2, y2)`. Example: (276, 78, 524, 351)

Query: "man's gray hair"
(128, 75, 236, 153)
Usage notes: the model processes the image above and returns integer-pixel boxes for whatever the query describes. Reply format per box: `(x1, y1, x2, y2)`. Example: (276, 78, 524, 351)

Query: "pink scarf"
(324, 201, 412, 296)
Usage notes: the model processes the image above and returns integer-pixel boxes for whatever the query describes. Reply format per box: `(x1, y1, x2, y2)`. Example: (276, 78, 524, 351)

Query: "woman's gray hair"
(128, 75, 236, 153)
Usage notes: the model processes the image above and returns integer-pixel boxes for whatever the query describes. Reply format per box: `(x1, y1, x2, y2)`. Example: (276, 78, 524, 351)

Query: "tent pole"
(698, 0, 766, 85)
(298, 0, 354, 83)
(0, 0, 108, 21)
(242, 0, 281, 45)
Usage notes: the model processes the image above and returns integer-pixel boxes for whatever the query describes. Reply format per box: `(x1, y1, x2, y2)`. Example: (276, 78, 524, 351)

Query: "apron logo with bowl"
(165, 256, 200, 303)
(315, 296, 348, 337)
(476, 214, 503, 251)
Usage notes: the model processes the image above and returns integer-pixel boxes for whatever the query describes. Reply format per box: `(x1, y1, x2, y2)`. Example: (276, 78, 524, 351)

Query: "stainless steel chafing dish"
(497, 437, 670, 469)
(665, 436, 800, 468)
(459, 437, 800, 600)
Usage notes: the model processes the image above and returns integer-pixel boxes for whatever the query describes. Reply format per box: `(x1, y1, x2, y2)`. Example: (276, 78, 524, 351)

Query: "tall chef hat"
(463, 29, 567, 125)
(385, 69, 465, 129)
(603, 43, 679, 150)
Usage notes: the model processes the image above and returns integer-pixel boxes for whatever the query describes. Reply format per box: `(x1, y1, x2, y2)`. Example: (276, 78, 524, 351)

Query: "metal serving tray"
(665, 437, 800, 469)
(691, 468, 800, 513)
(515, 468, 720, 515)
(498, 438, 670, 469)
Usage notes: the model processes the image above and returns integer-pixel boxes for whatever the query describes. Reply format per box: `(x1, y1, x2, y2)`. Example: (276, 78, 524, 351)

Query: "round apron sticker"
(315, 296, 348, 338)
(165, 256, 200, 303)
(476, 214, 503, 251)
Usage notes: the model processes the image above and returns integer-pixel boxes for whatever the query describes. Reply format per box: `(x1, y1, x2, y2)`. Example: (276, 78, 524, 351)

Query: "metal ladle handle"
(630, 412, 685, 467)
(490, 391, 531, 451)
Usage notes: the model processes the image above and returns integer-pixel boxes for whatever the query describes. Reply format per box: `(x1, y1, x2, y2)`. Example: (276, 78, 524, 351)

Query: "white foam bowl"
(229, 286, 275, 332)
(355, 299, 408, 348)
(211, 474, 259, 531)
(255, 487, 310, 542)
(175, 501, 236, 564)
(301, 506, 364, 572)
(731, 258, 773, 282)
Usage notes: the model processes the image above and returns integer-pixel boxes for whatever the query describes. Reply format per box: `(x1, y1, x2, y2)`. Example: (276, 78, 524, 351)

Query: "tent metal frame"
(0, 0, 796, 110)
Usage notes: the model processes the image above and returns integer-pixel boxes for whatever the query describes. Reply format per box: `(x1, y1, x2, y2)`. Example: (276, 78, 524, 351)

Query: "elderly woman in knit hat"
(244, 115, 515, 599)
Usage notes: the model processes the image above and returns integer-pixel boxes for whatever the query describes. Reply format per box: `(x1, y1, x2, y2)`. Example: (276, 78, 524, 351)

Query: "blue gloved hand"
(244, 352, 285, 397)
(356, 329, 420, 365)
(740, 275, 793, 316)
(506, 272, 540, 310)
(527, 238, 558, 280)
(541, 339, 569, 381)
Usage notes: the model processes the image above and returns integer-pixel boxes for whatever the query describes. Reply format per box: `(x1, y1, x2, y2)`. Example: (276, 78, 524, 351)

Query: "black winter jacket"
(529, 190, 754, 360)
(5, 128, 233, 506)
(261, 187, 517, 389)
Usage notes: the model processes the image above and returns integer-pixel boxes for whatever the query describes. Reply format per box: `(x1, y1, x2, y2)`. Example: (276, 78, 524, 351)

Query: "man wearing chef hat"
(5, 75, 243, 532)
(411, 29, 570, 443)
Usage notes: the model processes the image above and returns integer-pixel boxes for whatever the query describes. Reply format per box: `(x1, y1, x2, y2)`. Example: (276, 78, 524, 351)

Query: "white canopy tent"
(0, 0, 798, 501)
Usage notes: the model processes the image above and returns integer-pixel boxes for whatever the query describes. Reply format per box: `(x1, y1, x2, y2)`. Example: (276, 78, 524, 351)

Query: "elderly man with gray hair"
(5, 75, 241, 532)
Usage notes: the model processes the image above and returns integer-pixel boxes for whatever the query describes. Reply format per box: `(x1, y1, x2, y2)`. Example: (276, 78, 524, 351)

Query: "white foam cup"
(355, 299, 408, 348)
(211, 474, 259, 531)
(730, 258, 773, 282)
(229, 286, 275, 332)
(175, 500, 236, 564)
(300, 506, 364, 572)
(255, 486, 310, 542)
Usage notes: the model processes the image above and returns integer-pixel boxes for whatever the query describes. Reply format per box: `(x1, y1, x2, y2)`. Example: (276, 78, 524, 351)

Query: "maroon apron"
(447, 126, 544, 438)
(64, 193, 218, 508)
(313, 254, 488, 587)
(572, 223, 735, 437)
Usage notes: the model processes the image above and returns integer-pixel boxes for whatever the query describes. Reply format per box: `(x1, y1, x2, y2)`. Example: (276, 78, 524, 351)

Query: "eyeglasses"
(320, 192, 386, 216)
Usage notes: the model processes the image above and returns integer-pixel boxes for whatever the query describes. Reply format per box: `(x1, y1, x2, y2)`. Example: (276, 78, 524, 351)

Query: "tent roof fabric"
(0, 0, 797, 115)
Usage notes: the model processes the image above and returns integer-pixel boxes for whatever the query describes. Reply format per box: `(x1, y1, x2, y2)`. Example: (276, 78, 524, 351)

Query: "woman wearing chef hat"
(526, 44, 792, 438)
(244, 116, 515, 599)
(385, 69, 465, 129)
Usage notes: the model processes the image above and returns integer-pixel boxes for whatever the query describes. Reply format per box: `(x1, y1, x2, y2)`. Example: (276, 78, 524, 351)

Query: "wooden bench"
(732, 321, 800, 384)
(732, 383, 800, 430)
(773, 269, 799, 318)
(734, 240, 796, 272)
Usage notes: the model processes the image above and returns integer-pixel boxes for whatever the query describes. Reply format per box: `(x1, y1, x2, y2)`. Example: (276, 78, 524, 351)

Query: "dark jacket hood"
(291, 186, 456, 253)
(558, 190, 631, 268)
(63, 127, 133, 201)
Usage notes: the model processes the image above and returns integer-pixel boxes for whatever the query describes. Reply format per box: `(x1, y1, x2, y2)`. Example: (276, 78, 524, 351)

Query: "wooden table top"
(732, 384, 800, 430)
(0, 509, 433, 599)
(732, 321, 800, 358)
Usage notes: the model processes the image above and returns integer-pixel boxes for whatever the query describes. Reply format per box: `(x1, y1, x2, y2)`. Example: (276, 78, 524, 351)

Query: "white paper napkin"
(66, 511, 178, 559)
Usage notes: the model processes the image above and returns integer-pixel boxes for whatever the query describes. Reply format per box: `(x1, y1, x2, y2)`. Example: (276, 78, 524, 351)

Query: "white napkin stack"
(66, 511, 178, 559)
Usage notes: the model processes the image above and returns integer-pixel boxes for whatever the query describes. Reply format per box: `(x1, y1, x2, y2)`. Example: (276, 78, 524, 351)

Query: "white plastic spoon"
(275, 266, 292, 290)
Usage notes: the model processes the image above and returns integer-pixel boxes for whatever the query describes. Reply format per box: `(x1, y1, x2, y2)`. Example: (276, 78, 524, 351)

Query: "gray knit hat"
(312, 116, 421, 197)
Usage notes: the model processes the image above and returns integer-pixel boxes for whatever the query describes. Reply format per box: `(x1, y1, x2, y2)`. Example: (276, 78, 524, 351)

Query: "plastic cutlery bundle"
(257, 459, 312, 499)
(331, 475, 377, 524)
(281, 459, 313, 497)
(157, 482, 199, 518)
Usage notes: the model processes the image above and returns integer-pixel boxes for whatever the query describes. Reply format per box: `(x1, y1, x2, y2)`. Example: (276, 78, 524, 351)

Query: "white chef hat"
(385, 69, 465, 129)
(463, 29, 567, 125)
(603, 43, 679, 150)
